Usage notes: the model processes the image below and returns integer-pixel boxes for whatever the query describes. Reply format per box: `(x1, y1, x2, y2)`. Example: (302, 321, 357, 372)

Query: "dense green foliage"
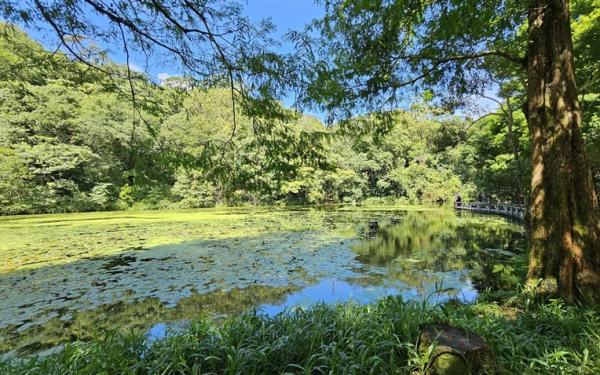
(0, 25, 541, 214)
(574, 0, 600, 187)
(1, 2, 600, 373)
(0, 2, 598, 215)
(2, 295, 599, 374)
(307, 0, 600, 197)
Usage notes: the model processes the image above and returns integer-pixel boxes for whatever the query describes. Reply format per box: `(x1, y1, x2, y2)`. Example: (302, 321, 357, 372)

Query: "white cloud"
(157, 72, 172, 82)
(128, 63, 143, 72)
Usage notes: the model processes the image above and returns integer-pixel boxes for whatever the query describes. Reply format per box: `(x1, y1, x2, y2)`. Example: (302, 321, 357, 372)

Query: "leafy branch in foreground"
(3, 0, 308, 140)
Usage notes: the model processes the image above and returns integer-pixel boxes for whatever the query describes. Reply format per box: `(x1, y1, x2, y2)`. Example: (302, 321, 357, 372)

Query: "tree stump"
(418, 324, 497, 375)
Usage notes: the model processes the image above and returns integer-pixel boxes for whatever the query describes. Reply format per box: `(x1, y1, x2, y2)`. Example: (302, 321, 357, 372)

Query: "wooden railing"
(454, 201, 526, 221)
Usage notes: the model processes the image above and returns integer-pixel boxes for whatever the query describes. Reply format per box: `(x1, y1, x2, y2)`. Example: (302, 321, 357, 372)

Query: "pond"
(0, 207, 526, 356)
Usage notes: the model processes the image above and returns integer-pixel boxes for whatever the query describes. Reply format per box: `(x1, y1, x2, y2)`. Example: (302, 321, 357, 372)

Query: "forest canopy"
(1, 0, 600, 218)
(0, 1, 598, 217)
(0, 23, 540, 215)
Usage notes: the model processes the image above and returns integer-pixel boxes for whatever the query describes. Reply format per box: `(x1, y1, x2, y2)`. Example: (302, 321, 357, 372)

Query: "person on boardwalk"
(454, 192, 462, 207)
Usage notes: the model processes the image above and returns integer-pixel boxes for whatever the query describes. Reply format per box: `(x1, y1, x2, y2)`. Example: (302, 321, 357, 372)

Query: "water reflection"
(350, 211, 524, 297)
(259, 277, 478, 317)
(0, 209, 525, 355)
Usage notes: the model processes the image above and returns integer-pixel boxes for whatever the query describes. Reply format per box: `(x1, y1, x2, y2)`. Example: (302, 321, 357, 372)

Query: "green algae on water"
(0, 207, 525, 355)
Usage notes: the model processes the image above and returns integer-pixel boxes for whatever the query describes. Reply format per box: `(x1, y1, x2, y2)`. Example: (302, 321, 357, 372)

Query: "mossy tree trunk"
(526, 0, 600, 303)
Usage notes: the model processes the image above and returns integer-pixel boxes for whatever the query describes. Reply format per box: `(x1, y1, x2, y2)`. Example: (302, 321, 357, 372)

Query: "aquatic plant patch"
(0, 207, 524, 356)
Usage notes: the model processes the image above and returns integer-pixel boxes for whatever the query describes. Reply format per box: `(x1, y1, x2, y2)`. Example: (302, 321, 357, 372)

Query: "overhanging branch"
(396, 50, 527, 69)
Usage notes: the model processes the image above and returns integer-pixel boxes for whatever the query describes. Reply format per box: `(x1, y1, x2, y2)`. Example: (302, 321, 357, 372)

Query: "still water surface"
(0, 208, 525, 354)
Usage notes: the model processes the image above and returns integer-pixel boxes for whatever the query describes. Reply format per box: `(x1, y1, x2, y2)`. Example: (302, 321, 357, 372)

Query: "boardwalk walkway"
(454, 201, 526, 221)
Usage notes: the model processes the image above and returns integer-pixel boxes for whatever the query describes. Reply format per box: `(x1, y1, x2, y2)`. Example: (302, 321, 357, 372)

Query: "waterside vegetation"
(2, 293, 599, 375)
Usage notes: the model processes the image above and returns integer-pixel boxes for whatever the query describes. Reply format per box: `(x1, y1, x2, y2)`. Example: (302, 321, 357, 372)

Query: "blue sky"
(23, 0, 327, 116)
(25, 0, 323, 81)
(245, 0, 323, 37)
(20, 1, 497, 118)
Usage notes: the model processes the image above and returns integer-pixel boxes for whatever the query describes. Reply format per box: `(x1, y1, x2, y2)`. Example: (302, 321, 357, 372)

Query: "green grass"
(2, 295, 599, 374)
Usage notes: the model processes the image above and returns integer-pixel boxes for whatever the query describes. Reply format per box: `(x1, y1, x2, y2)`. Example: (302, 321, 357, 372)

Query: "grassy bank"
(2, 293, 599, 375)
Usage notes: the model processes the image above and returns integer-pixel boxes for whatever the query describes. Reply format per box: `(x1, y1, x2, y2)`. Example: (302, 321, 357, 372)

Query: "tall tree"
(526, 0, 600, 303)
(304, 0, 600, 303)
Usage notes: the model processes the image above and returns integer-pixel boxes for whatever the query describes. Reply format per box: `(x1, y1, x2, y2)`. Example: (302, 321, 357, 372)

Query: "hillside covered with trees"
(0, 25, 544, 214)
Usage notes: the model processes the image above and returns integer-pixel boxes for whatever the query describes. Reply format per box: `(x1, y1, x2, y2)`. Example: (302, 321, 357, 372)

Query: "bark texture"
(526, 0, 600, 303)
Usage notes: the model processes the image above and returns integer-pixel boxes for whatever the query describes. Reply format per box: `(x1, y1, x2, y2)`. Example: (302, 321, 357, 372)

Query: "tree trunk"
(526, 0, 600, 303)
(504, 96, 526, 201)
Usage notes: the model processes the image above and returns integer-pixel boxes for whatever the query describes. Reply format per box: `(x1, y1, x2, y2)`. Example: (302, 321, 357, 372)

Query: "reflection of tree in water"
(466, 229, 528, 291)
(0, 285, 298, 355)
(352, 211, 460, 266)
(351, 211, 526, 291)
